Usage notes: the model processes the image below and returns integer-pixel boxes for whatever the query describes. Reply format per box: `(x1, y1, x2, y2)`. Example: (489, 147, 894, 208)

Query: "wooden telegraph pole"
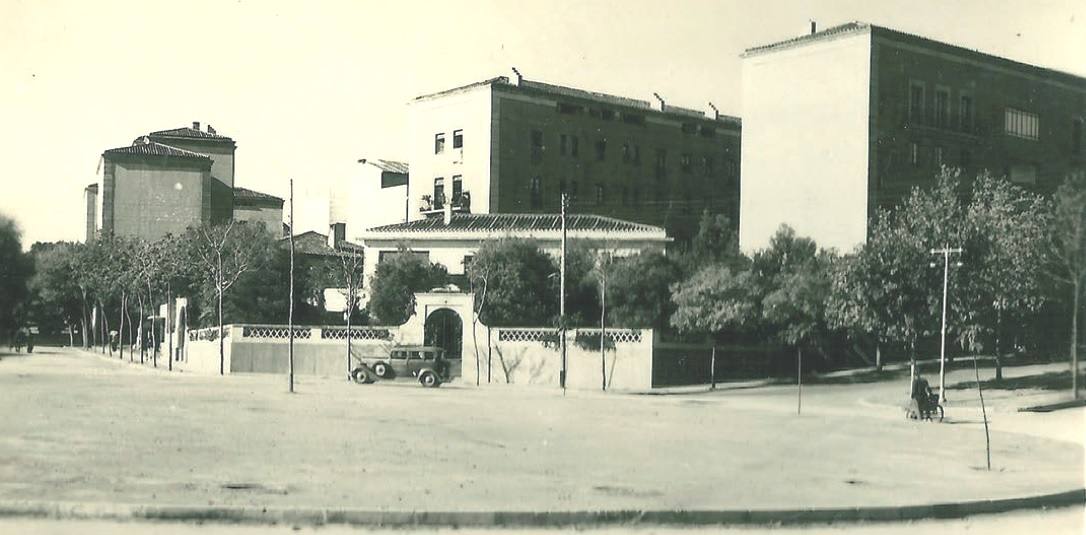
(288, 179, 296, 394)
(560, 193, 568, 394)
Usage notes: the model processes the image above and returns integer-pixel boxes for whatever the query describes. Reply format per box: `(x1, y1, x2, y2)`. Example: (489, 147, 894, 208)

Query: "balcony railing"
(419, 191, 471, 215)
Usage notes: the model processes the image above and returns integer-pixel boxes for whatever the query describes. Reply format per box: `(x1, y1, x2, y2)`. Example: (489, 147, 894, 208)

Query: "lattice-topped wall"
(497, 329, 559, 343)
(320, 328, 392, 341)
(576, 329, 643, 344)
(241, 326, 313, 340)
(188, 327, 225, 342)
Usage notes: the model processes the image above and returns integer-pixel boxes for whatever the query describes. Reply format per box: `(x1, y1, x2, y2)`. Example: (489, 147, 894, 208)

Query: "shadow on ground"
(947, 370, 1084, 392)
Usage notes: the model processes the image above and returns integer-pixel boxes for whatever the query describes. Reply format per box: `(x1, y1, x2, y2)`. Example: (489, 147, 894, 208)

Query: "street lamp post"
(559, 193, 568, 394)
(931, 245, 963, 403)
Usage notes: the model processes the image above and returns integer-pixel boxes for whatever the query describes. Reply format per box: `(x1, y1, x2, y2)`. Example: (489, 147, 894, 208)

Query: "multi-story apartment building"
(739, 22, 1086, 252)
(405, 75, 742, 243)
(87, 122, 283, 241)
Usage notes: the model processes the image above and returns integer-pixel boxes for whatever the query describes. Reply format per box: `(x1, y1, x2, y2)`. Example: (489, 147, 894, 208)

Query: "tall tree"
(27, 243, 83, 345)
(368, 249, 449, 325)
(960, 174, 1050, 380)
(466, 239, 555, 327)
(1047, 172, 1086, 399)
(670, 265, 760, 340)
(605, 252, 683, 330)
(185, 222, 269, 375)
(323, 246, 366, 378)
(0, 214, 31, 343)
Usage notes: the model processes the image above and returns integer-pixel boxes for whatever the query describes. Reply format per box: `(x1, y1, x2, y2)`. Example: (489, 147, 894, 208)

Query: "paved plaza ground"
(0, 347, 1081, 521)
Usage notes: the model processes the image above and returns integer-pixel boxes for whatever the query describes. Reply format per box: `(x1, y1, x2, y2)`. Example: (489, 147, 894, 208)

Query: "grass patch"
(947, 370, 1083, 392)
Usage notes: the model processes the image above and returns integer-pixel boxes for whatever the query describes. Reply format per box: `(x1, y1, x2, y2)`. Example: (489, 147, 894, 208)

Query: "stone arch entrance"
(424, 308, 463, 360)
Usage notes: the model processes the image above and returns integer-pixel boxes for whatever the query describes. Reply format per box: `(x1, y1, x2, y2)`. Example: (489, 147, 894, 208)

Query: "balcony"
(419, 191, 471, 216)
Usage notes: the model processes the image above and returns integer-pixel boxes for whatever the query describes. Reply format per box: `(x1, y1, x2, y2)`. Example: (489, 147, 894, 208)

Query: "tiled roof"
(366, 213, 665, 235)
(743, 22, 869, 57)
(103, 139, 211, 160)
(361, 158, 408, 174)
(233, 186, 283, 204)
(281, 231, 364, 256)
(149, 126, 234, 141)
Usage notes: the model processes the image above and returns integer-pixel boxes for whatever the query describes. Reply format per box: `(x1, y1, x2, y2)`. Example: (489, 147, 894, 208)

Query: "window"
(1073, 118, 1083, 155)
(908, 82, 925, 123)
(433, 177, 445, 207)
(529, 177, 543, 209)
(910, 142, 920, 166)
(934, 146, 944, 168)
(622, 142, 631, 163)
(601, 109, 615, 121)
(451, 175, 463, 203)
(681, 123, 697, 135)
(959, 95, 974, 132)
(434, 133, 445, 154)
(655, 148, 667, 178)
(1004, 108, 1039, 140)
(1009, 163, 1037, 184)
(531, 129, 544, 163)
(595, 139, 607, 161)
(463, 255, 474, 270)
(452, 129, 463, 149)
(594, 183, 605, 205)
(701, 156, 714, 176)
(560, 134, 569, 156)
(621, 112, 643, 125)
(557, 102, 583, 115)
(571, 136, 579, 157)
(390, 351, 406, 360)
(934, 88, 949, 128)
(680, 153, 692, 173)
(631, 144, 640, 165)
(725, 159, 737, 177)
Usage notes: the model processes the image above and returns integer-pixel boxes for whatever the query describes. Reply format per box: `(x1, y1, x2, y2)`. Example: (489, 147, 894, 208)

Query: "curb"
(0, 489, 1081, 528)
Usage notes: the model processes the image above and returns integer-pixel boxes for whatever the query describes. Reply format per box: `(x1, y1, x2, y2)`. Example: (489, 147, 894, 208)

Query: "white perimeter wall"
(407, 86, 495, 218)
(739, 32, 873, 253)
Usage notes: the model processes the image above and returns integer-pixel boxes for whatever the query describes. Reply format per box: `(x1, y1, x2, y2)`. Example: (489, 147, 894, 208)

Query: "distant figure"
(26, 331, 34, 354)
(13, 329, 25, 353)
(912, 376, 935, 419)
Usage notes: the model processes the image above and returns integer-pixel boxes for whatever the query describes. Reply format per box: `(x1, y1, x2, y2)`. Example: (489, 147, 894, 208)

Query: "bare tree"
(187, 221, 266, 375)
(1048, 172, 1086, 400)
(328, 246, 366, 380)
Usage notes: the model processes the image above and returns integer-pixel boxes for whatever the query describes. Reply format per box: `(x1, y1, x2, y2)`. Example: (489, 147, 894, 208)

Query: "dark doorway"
(425, 308, 463, 360)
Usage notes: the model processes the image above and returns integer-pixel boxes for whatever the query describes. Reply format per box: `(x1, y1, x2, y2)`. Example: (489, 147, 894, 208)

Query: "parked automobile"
(350, 345, 449, 388)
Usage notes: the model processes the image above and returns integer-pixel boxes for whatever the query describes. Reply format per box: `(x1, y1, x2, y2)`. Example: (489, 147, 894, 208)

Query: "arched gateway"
(424, 308, 463, 360)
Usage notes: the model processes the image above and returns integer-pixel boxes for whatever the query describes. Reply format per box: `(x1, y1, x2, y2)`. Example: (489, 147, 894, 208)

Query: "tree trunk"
(994, 308, 1003, 382)
(137, 295, 145, 364)
(875, 342, 882, 372)
(166, 284, 173, 372)
(80, 289, 89, 348)
(148, 282, 157, 368)
(103, 303, 112, 357)
(797, 346, 803, 415)
(600, 277, 606, 392)
(66, 320, 74, 347)
(218, 284, 225, 376)
(1073, 279, 1080, 400)
(125, 298, 134, 362)
(345, 294, 353, 381)
(118, 290, 126, 362)
(908, 338, 917, 398)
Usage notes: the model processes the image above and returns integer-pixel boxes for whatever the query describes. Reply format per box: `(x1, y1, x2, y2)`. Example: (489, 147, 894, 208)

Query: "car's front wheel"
(373, 362, 391, 378)
(352, 367, 372, 384)
(419, 371, 440, 388)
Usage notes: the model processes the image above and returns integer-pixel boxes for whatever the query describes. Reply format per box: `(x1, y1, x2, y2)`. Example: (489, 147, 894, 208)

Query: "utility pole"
(288, 179, 296, 394)
(560, 193, 568, 394)
(931, 245, 963, 402)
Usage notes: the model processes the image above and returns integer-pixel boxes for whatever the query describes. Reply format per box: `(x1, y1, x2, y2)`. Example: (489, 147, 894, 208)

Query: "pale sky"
(1, 0, 1083, 247)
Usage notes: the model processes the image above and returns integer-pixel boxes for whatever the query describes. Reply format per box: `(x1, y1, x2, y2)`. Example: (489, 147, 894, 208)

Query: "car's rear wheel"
(373, 362, 391, 378)
(419, 371, 439, 388)
(352, 367, 372, 384)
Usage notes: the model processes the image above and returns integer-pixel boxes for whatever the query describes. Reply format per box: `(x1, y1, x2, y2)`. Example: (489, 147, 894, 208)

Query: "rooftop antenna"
(652, 92, 666, 112)
(511, 66, 523, 85)
(708, 102, 720, 120)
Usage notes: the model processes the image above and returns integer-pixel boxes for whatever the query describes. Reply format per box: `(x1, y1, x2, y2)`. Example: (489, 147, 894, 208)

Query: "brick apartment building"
(86, 122, 283, 241)
(739, 22, 1086, 252)
(404, 75, 742, 243)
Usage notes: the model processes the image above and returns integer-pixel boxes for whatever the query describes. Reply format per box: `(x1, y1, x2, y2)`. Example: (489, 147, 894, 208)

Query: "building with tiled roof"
(358, 211, 669, 298)
(739, 21, 1086, 253)
(406, 74, 741, 244)
(87, 123, 283, 241)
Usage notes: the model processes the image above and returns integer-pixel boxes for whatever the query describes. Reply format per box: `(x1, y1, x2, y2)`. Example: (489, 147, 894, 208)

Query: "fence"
(182, 324, 398, 377)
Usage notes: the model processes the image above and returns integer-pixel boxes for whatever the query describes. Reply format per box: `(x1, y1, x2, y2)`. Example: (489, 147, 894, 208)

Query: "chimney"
(810, 20, 817, 34)
(708, 102, 720, 120)
(653, 92, 666, 112)
(442, 202, 453, 225)
(192, 121, 200, 131)
(512, 66, 523, 86)
(328, 222, 346, 248)
(207, 125, 216, 135)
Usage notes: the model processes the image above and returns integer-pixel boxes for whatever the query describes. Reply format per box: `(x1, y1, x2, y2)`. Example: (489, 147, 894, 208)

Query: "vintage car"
(350, 345, 450, 388)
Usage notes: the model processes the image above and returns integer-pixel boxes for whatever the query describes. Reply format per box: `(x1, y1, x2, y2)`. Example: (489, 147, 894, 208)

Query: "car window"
(390, 351, 405, 360)
(408, 351, 420, 360)
(422, 351, 434, 361)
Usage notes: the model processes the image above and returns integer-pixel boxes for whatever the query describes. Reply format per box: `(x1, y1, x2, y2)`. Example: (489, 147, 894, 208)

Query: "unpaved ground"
(0, 348, 1081, 513)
